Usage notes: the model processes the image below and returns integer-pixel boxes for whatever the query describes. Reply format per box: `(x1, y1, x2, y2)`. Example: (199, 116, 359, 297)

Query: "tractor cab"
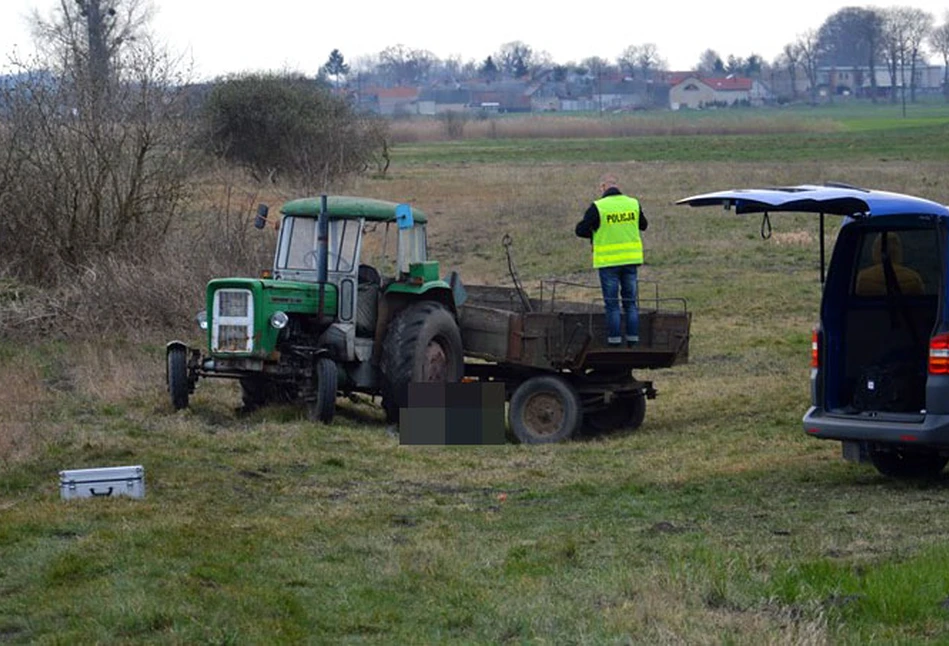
(268, 196, 434, 340)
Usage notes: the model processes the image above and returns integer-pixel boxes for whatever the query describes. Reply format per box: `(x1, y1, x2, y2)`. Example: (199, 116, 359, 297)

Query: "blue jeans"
(598, 264, 639, 344)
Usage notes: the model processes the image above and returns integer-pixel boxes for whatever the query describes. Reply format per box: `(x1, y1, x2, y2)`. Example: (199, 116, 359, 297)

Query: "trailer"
(458, 279, 691, 443)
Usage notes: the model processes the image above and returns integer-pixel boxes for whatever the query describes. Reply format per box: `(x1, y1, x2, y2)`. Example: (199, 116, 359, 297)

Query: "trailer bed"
(458, 283, 690, 372)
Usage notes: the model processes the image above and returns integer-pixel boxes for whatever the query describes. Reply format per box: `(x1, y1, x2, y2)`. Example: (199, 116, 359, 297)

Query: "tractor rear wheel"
(306, 357, 338, 424)
(167, 345, 190, 410)
(381, 302, 464, 423)
(509, 375, 582, 444)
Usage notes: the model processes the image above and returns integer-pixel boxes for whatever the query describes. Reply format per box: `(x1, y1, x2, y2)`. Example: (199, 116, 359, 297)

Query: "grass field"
(5, 105, 949, 643)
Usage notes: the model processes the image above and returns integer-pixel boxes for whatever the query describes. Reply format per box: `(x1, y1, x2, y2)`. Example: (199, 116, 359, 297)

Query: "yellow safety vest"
(592, 194, 643, 268)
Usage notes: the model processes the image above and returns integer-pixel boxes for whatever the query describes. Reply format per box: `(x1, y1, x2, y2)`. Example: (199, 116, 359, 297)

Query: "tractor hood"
(207, 277, 339, 318)
(204, 277, 339, 357)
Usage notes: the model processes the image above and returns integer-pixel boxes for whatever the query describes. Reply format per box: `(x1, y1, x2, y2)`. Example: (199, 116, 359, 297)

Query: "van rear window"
(852, 229, 940, 297)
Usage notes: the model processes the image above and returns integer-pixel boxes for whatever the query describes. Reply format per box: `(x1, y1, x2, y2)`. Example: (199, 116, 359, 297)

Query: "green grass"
(6, 114, 949, 643)
(392, 123, 949, 165)
(392, 102, 949, 165)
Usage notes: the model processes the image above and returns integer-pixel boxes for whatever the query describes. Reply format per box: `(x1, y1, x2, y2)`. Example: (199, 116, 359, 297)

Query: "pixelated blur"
(399, 381, 506, 445)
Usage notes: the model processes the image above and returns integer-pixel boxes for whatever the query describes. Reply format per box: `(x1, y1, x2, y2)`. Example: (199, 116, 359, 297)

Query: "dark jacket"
(575, 187, 648, 239)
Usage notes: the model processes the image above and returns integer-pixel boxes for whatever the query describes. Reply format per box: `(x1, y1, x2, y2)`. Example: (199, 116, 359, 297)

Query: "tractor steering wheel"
(303, 250, 339, 271)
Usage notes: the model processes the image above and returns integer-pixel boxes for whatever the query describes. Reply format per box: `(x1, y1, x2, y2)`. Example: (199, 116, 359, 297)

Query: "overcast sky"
(2, 0, 949, 80)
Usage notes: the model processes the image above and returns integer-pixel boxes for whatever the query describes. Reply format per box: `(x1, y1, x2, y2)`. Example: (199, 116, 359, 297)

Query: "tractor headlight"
(196, 310, 207, 330)
(270, 311, 289, 330)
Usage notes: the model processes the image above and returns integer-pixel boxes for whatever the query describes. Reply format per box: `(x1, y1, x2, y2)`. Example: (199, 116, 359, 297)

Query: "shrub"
(200, 73, 390, 187)
(0, 38, 197, 286)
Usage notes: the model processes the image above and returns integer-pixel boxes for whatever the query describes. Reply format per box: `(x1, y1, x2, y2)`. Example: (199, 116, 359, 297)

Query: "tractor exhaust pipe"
(317, 194, 329, 283)
(316, 195, 329, 317)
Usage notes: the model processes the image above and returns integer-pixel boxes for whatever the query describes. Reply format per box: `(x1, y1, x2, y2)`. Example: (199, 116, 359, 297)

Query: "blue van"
(678, 184, 949, 478)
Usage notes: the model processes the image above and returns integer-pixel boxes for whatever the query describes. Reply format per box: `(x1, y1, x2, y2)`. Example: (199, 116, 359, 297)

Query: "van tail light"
(929, 333, 949, 374)
(810, 326, 821, 369)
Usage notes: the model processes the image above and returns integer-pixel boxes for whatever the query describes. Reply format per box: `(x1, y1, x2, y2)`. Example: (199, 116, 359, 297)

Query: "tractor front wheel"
(306, 357, 338, 424)
(167, 345, 190, 411)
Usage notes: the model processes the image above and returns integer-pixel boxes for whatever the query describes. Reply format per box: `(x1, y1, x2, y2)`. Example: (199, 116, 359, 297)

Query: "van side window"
(852, 229, 938, 297)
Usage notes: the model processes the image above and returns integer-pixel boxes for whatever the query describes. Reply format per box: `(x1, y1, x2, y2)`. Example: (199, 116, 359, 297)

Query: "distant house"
(417, 87, 469, 115)
(817, 65, 944, 98)
(592, 78, 652, 111)
(356, 86, 420, 116)
(669, 75, 771, 109)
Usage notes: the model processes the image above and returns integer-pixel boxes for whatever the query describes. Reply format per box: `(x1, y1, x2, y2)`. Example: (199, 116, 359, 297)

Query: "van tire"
(868, 445, 948, 479)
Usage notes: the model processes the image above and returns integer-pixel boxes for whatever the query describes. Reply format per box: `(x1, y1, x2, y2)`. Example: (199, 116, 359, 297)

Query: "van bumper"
(803, 406, 949, 447)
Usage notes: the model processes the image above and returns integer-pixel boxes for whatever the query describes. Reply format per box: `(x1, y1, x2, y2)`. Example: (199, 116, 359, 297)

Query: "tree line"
(319, 5, 949, 103)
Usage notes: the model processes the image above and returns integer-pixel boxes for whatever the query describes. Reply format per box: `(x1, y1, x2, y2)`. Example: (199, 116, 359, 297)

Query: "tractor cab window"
(361, 222, 398, 277)
(279, 216, 317, 270)
(327, 219, 359, 273)
(398, 224, 427, 274)
(277, 216, 360, 273)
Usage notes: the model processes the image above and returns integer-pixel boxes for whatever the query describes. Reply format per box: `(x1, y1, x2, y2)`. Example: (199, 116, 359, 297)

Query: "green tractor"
(166, 195, 465, 423)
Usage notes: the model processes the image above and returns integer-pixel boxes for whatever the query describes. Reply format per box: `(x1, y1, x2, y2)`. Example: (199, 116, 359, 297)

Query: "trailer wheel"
(868, 445, 948, 479)
(509, 375, 583, 444)
(307, 357, 338, 424)
(381, 301, 464, 423)
(584, 392, 646, 434)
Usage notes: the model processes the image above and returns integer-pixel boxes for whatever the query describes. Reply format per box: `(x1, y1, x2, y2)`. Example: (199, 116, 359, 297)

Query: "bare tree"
(1, 0, 195, 285)
(618, 44, 666, 81)
(782, 42, 803, 99)
(378, 44, 436, 86)
(881, 7, 912, 105)
(496, 41, 534, 78)
(31, 0, 152, 106)
(581, 56, 609, 114)
(929, 17, 949, 101)
(797, 30, 823, 104)
(696, 49, 725, 75)
(904, 7, 934, 102)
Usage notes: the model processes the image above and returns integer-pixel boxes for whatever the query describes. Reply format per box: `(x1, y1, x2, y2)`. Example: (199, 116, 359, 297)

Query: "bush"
(437, 110, 468, 139)
(200, 73, 390, 187)
(0, 49, 197, 286)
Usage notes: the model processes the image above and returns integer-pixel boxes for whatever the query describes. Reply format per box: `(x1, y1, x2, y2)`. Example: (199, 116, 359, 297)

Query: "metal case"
(59, 465, 145, 500)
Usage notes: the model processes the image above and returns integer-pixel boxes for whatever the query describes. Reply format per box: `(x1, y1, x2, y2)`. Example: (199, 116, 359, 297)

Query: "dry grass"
(387, 113, 841, 143)
(0, 352, 51, 466)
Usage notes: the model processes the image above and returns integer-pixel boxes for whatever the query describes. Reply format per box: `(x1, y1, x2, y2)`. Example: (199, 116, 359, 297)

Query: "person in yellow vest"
(575, 173, 648, 347)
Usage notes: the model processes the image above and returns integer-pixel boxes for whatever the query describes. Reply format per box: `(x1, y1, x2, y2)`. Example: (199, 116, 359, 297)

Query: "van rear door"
(677, 183, 949, 421)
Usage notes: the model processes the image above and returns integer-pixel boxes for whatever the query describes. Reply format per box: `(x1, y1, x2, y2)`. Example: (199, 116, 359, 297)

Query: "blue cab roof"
(676, 184, 949, 218)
